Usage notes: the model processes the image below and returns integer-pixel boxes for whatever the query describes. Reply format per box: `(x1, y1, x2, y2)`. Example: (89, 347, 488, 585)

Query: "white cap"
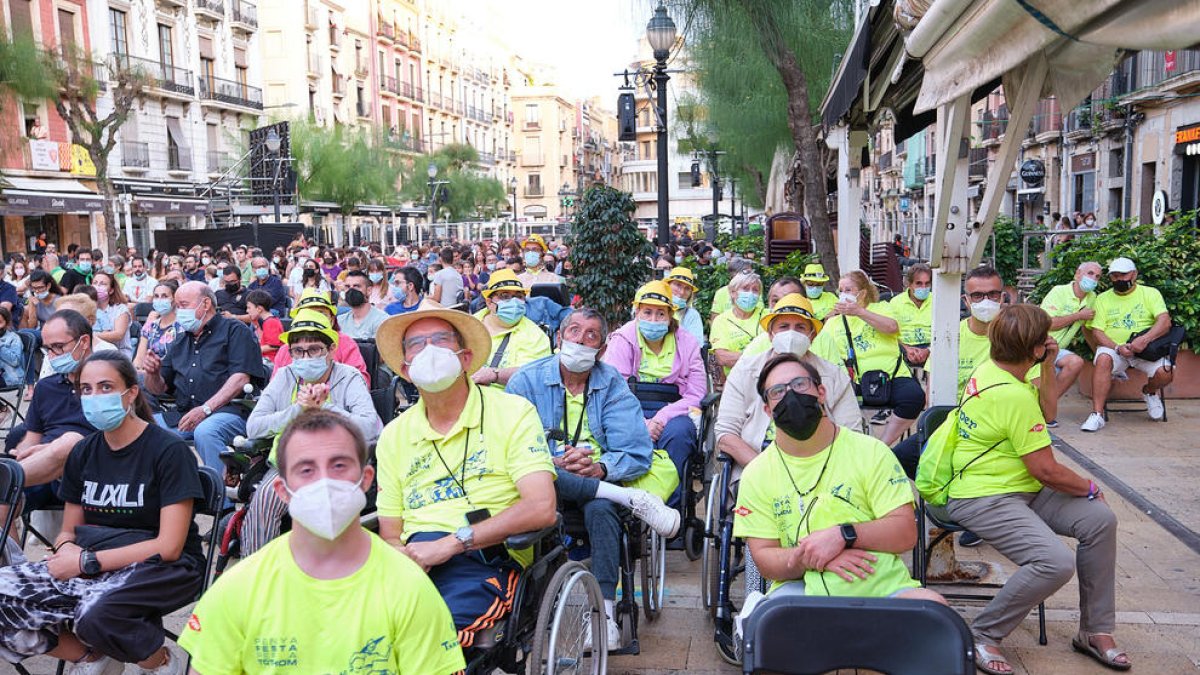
(1108, 257, 1136, 274)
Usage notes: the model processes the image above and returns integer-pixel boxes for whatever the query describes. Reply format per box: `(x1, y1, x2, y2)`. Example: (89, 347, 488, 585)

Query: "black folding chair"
(740, 595, 974, 675)
(0, 331, 38, 439)
(0, 458, 23, 566)
(354, 338, 392, 391)
(133, 302, 154, 325)
(1104, 325, 1184, 422)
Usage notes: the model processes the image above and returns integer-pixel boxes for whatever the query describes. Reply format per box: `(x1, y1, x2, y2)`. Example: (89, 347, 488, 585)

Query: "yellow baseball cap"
(759, 293, 823, 334)
(664, 266, 697, 291)
(481, 268, 530, 298)
(280, 308, 340, 346)
(522, 234, 548, 252)
(634, 280, 674, 309)
(800, 264, 829, 284)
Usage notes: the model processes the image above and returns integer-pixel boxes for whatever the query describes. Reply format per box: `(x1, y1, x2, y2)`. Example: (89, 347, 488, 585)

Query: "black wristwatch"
(79, 550, 102, 577)
(840, 523, 858, 549)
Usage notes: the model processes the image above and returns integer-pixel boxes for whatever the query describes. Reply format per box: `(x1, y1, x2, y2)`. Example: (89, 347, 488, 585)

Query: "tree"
(0, 37, 55, 159)
(289, 121, 400, 214)
(398, 144, 507, 221)
(567, 185, 654, 330)
(668, 0, 853, 279)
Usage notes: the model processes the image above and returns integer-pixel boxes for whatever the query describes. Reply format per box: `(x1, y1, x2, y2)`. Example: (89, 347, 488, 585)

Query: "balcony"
(121, 141, 150, 169)
(199, 75, 263, 110)
(307, 52, 321, 79)
(329, 30, 342, 51)
(381, 76, 398, 97)
(230, 1, 257, 31)
(524, 185, 544, 198)
(924, 154, 936, 178)
(112, 53, 193, 97)
(877, 151, 894, 172)
(331, 76, 345, 98)
(508, 150, 516, 163)
(383, 135, 424, 153)
(1121, 49, 1200, 95)
(455, 101, 464, 116)
(206, 150, 232, 174)
(400, 81, 413, 99)
(157, 0, 186, 7)
(356, 97, 371, 118)
(409, 34, 421, 52)
(377, 22, 394, 43)
(396, 30, 408, 48)
(979, 106, 1008, 144)
(968, 146, 989, 178)
(413, 86, 424, 103)
(431, 92, 443, 109)
(522, 153, 544, 167)
(166, 146, 189, 172)
(305, 5, 319, 29)
(195, 0, 225, 20)
(523, 120, 541, 130)
(476, 151, 495, 164)
(354, 61, 368, 80)
(1029, 98, 1063, 139)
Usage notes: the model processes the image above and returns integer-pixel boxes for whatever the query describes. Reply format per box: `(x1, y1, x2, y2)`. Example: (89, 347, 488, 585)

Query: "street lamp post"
(509, 176, 518, 239)
(265, 128, 283, 226)
(647, 4, 676, 248)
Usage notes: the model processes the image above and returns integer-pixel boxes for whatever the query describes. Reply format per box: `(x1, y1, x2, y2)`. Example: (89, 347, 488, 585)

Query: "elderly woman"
(710, 269, 766, 372)
(812, 270, 924, 445)
(664, 266, 704, 341)
(923, 304, 1125, 674)
(603, 280, 706, 507)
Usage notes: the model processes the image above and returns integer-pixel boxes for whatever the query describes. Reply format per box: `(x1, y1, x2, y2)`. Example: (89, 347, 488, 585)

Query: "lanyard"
(430, 386, 486, 504)
(777, 428, 837, 542)
(561, 385, 589, 447)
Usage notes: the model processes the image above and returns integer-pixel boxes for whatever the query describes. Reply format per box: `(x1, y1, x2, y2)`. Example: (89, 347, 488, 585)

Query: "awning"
(0, 176, 104, 213)
(165, 117, 193, 171)
(132, 195, 208, 215)
(821, 19, 871, 128)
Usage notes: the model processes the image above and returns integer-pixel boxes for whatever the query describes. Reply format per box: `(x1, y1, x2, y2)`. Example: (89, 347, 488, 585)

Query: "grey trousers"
(937, 488, 1118, 645)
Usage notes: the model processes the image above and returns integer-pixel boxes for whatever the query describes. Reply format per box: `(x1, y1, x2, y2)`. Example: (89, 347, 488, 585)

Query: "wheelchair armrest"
(715, 451, 734, 465)
(700, 392, 721, 411)
(504, 514, 562, 550)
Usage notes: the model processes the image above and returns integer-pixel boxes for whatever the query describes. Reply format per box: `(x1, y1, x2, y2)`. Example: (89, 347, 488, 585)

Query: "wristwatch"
(840, 523, 858, 549)
(454, 526, 475, 552)
(202, 404, 213, 416)
(79, 550, 102, 577)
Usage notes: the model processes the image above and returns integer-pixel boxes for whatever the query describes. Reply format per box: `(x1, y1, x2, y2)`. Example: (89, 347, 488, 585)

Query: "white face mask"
(559, 340, 599, 373)
(284, 476, 366, 540)
(970, 298, 1002, 323)
(771, 330, 812, 358)
(838, 291, 858, 304)
(406, 344, 464, 393)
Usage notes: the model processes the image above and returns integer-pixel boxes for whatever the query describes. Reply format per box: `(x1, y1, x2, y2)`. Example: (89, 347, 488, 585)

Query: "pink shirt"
(271, 331, 369, 384)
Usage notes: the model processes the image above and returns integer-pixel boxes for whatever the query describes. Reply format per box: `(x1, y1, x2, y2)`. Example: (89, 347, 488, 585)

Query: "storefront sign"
(133, 195, 208, 215)
(1151, 190, 1169, 225)
(1175, 124, 1200, 156)
(1, 192, 104, 212)
(1020, 159, 1046, 186)
(28, 140, 61, 171)
(1071, 152, 1096, 173)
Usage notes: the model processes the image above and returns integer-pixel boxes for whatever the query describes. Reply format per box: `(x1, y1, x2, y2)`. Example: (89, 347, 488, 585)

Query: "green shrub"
(566, 186, 654, 331)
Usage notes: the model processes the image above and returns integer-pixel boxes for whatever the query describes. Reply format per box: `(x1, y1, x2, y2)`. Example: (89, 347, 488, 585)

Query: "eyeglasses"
(290, 346, 329, 359)
(966, 290, 1004, 302)
(562, 323, 603, 344)
(764, 376, 817, 402)
(402, 330, 460, 354)
(42, 338, 80, 357)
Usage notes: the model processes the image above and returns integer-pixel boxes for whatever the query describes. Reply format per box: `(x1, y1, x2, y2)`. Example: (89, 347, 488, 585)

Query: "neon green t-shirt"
(711, 285, 764, 316)
(808, 291, 838, 321)
(375, 384, 555, 567)
(179, 532, 465, 675)
(1040, 282, 1095, 350)
(733, 430, 920, 597)
(948, 359, 1051, 499)
(1085, 284, 1168, 346)
(810, 303, 909, 382)
(928, 319, 1039, 397)
(638, 331, 676, 382)
(563, 390, 599, 458)
(888, 291, 933, 345)
(473, 310, 552, 371)
(710, 307, 766, 355)
(743, 331, 772, 358)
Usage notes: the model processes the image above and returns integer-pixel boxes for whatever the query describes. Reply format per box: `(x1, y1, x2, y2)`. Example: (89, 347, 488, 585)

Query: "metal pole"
(654, 59, 670, 248)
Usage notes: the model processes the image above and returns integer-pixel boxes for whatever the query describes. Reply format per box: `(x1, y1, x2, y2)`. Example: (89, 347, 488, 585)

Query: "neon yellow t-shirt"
(179, 532, 465, 675)
(375, 384, 555, 567)
(711, 307, 766, 355)
(1085, 284, 1168, 345)
(928, 319, 1040, 397)
(711, 285, 764, 316)
(888, 291, 933, 345)
(1040, 282, 1095, 350)
(810, 303, 909, 382)
(638, 331, 676, 382)
(948, 359, 1051, 499)
(808, 291, 838, 322)
(563, 390, 599, 458)
(733, 430, 920, 597)
(473, 310, 552, 371)
(743, 331, 772, 358)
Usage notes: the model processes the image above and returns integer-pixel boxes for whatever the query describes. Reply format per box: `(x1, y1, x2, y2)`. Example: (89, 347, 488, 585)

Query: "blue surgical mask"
(291, 356, 330, 382)
(176, 307, 201, 332)
(486, 263, 496, 272)
(369, 272, 384, 284)
(390, 282, 407, 297)
(255, 267, 269, 279)
(805, 285, 823, 299)
(674, 256, 683, 264)
(913, 287, 931, 301)
(152, 298, 173, 315)
(81, 391, 130, 432)
(35, 290, 49, 300)
(735, 291, 759, 312)
(524, 251, 541, 267)
(638, 319, 669, 342)
(49, 350, 80, 375)
(495, 298, 526, 325)
(672, 295, 688, 310)
(76, 261, 92, 274)
(1079, 277, 1098, 293)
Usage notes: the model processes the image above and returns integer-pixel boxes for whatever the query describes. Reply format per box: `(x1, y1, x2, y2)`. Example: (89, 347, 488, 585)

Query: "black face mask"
(345, 288, 367, 307)
(224, 282, 240, 294)
(1112, 279, 1133, 293)
(303, 268, 318, 278)
(772, 390, 823, 441)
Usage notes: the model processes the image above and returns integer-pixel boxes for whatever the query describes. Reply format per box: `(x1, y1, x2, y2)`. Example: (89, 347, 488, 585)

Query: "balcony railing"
(1029, 98, 1062, 137)
(231, 1, 257, 28)
(383, 135, 424, 153)
(400, 81, 413, 99)
(206, 150, 232, 173)
(508, 150, 516, 163)
(357, 97, 371, 118)
(924, 154, 936, 177)
(121, 141, 150, 168)
(381, 76, 398, 95)
(396, 30, 408, 48)
(112, 53, 193, 96)
(195, 0, 224, 18)
(377, 23, 394, 42)
(199, 75, 263, 109)
(409, 34, 421, 51)
(524, 186, 544, 197)
(968, 146, 988, 177)
(413, 86, 424, 102)
(1122, 49, 1200, 93)
(307, 52, 321, 76)
(166, 146, 188, 172)
(877, 151, 893, 171)
(431, 92, 443, 109)
(477, 151, 495, 164)
(305, 5, 318, 28)
(980, 105, 1008, 141)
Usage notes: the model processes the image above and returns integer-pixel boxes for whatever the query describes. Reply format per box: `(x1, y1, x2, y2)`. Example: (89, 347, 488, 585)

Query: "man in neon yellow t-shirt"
(889, 263, 933, 367)
(1039, 261, 1101, 402)
(1081, 257, 1174, 432)
(180, 410, 465, 675)
(800, 263, 838, 321)
(471, 269, 552, 388)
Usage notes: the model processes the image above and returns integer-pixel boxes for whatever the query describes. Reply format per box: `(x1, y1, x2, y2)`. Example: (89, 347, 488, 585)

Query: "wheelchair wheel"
(700, 476, 721, 612)
(639, 527, 667, 622)
(529, 561, 606, 675)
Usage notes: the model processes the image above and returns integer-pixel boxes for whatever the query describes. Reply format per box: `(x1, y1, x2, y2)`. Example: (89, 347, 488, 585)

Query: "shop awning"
(0, 176, 104, 213)
(132, 195, 209, 215)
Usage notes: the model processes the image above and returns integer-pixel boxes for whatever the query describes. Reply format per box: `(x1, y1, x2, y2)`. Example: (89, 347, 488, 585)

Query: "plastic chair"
(740, 595, 974, 675)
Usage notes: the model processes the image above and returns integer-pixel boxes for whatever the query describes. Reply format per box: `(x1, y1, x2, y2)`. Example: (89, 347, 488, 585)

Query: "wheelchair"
(464, 517, 608, 675)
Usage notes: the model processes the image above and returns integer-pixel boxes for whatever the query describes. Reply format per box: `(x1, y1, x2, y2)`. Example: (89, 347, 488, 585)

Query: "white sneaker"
(627, 489, 681, 538)
(1143, 392, 1165, 420)
(137, 649, 185, 675)
(583, 615, 621, 651)
(1080, 412, 1106, 432)
(67, 655, 124, 675)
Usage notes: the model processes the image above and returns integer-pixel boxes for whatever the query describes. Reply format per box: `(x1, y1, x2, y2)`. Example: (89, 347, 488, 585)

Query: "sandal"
(1072, 631, 1132, 671)
(974, 642, 1013, 675)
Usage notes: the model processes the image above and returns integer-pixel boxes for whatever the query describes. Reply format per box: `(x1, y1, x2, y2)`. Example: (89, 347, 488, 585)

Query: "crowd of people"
(0, 225, 1170, 673)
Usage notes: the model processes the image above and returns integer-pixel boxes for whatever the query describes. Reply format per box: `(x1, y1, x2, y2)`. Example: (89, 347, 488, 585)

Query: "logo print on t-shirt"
(81, 480, 145, 510)
(733, 506, 752, 517)
(1031, 423, 1045, 433)
(187, 614, 201, 632)
(347, 636, 391, 673)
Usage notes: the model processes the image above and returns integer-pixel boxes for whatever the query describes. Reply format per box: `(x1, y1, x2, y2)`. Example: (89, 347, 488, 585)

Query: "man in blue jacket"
(507, 307, 680, 650)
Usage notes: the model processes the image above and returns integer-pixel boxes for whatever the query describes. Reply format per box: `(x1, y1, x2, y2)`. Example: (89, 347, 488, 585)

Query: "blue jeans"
(658, 415, 696, 509)
(18, 328, 40, 386)
(556, 469, 621, 600)
(153, 411, 245, 472)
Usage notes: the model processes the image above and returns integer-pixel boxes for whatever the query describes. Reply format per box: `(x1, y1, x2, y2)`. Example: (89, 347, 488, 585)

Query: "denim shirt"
(507, 355, 653, 483)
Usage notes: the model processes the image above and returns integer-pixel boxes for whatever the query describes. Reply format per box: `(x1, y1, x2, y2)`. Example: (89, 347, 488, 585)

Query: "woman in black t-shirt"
(0, 352, 203, 674)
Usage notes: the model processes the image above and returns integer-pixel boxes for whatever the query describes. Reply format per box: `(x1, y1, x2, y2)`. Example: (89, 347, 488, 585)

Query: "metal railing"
(413, 86, 424, 102)
(121, 141, 149, 168)
(401, 81, 413, 98)
(968, 146, 988, 177)
(477, 151, 495, 164)
(431, 92, 443, 109)
(409, 34, 421, 51)
(112, 53, 193, 95)
(307, 52, 321, 75)
(524, 186, 544, 197)
(1029, 98, 1062, 137)
(356, 97, 371, 118)
(167, 146, 187, 171)
(377, 23, 394, 41)
(396, 30, 408, 48)
(1124, 49, 1200, 92)
(231, 1, 257, 27)
(195, 0, 224, 17)
(199, 75, 263, 109)
(206, 150, 232, 173)
(381, 76, 398, 95)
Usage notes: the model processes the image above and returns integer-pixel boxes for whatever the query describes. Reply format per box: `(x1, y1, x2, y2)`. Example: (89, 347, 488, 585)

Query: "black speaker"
(691, 160, 702, 187)
(618, 91, 637, 141)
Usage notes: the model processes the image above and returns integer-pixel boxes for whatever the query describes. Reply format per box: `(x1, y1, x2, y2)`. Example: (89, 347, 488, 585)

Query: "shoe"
(627, 489, 681, 538)
(1045, 419, 1059, 429)
(1081, 412, 1106, 432)
(1143, 392, 1164, 420)
(583, 615, 621, 651)
(137, 649, 185, 675)
(67, 655, 124, 675)
(870, 409, 891, 425)
(959, 531, 983, 547)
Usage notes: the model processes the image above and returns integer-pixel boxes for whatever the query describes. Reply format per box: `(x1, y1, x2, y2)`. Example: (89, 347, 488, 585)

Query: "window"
(678, 172, 695, 190)
(523, 136, 541, 164)
(9, 0, 34, 41)
(58, 9, 76, 55)
(525, 103, 540, 127)
(109, 9, 128, 57)
(528, 173, 542, 191)
(200, 58, 215, 90)
(158, 24, 174, 71)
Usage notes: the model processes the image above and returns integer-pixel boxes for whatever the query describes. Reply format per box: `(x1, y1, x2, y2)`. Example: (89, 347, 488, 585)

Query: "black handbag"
(841, 315, 902, 407)
(1129, 325, 1185, 362)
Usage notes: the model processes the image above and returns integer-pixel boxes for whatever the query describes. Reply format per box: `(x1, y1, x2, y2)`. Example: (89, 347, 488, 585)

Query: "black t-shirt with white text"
(59, 423, 205, 565)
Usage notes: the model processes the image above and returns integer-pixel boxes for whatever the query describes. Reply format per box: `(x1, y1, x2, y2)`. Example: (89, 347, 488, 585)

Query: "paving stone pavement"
(6, 392, 1199, 674)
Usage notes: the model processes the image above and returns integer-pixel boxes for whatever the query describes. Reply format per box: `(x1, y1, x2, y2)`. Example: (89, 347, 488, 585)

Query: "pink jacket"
(603, 320, 706, 424)
(272, 331, 370, 384)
